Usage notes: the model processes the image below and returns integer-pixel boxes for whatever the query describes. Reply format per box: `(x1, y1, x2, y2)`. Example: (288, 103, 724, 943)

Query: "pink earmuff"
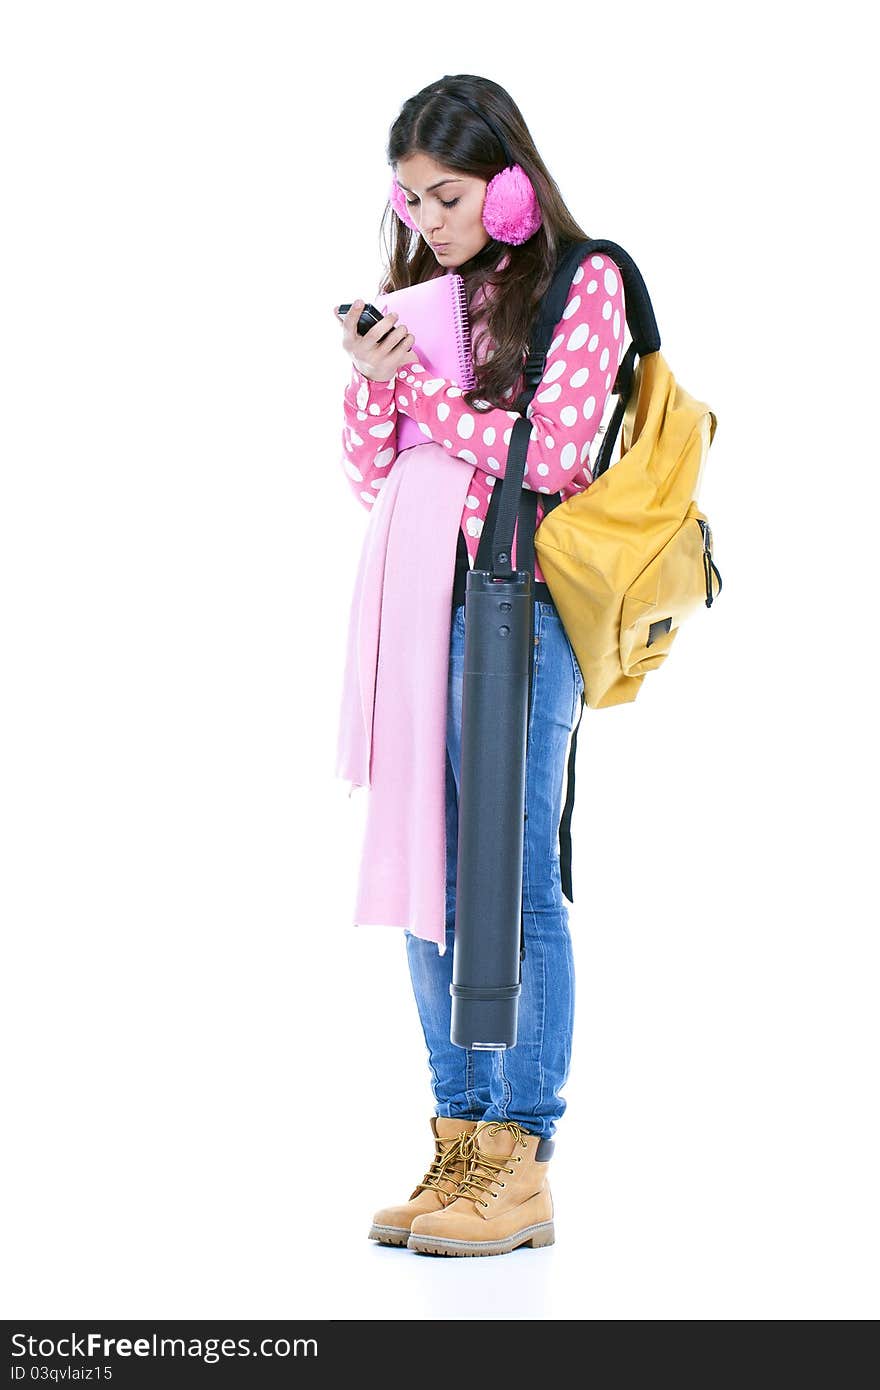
(389, 174, 420, 234)
(389, 163, 542, 247)
(480, 164, 542, 245)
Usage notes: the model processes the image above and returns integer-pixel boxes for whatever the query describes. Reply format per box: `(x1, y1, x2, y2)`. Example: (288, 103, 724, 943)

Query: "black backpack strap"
(468, 237, 663, 923)
(559, 699, 583, 903)
(575, 238, 660, 478)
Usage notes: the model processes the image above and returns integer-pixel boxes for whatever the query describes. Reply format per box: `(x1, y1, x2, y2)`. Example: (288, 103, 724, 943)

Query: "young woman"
(334, 74, 626, 1257)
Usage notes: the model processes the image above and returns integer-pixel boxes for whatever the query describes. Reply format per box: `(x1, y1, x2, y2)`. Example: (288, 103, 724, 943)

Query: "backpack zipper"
(697, 518, 722, 607)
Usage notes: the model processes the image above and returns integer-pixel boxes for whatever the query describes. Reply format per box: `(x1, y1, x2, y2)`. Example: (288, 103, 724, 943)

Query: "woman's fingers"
(364, 309, 400, 345)
(335, 296, 417, 378)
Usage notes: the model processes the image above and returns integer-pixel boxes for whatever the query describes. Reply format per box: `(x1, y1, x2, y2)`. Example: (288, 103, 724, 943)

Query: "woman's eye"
(404, 197, 460, 210)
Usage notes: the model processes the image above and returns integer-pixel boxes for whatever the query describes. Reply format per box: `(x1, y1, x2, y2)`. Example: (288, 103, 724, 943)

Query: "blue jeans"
(405, 599, 584, 1140)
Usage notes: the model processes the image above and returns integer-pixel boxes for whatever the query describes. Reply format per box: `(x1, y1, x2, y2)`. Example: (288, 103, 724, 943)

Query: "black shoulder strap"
(575, 238, 661, 480)
(559, 704, 583, 903)
(469, 238, 662, 907)
(473, 236, 660, 573)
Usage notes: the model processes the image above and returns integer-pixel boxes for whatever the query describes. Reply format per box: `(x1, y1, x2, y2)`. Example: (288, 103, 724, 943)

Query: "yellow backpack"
(475, 237, 722, 901)
(535, 336, 721, 710)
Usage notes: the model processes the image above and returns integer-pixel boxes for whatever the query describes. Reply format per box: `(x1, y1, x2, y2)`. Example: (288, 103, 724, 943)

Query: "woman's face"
(394, 153, 491, 269)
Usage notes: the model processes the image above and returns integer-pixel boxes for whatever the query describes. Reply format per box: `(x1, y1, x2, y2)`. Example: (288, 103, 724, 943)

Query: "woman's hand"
(334, 299, 420, 381)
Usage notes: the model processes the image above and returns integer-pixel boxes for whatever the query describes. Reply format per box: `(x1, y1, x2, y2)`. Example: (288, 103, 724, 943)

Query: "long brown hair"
(380, 74, 592, 412)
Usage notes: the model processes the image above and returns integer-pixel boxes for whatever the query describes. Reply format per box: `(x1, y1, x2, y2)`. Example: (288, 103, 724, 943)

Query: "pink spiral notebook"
(374, 272, 475, 453)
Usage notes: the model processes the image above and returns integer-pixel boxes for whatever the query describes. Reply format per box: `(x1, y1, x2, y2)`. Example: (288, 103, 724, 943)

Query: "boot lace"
(455, 1121, 530, 1208)
(414, 1130, 475, 1200)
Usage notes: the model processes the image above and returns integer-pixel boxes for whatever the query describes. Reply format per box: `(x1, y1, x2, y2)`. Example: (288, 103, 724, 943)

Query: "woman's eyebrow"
(397, 177, 464, 193)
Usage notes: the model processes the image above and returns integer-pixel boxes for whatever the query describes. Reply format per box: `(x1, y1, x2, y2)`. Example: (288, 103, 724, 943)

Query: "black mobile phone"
(336, 302, 391, 339)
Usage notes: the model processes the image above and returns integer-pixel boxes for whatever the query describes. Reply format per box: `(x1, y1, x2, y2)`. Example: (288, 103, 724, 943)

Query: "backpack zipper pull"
(699, 519, 722, 606)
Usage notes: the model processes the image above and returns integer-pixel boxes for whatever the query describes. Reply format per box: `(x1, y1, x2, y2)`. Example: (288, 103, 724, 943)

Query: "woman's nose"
(417, 209, 442, 236)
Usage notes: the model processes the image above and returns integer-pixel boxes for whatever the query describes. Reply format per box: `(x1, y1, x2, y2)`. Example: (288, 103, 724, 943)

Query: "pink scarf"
(335, 440, 478, 954)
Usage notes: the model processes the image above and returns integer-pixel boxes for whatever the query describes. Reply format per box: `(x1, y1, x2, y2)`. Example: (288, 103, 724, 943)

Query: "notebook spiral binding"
(451, 274, 476, 390)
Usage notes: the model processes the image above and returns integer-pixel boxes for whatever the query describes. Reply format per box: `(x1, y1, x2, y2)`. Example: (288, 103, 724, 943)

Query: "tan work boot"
(407, 1119, 555, 1256)
(368, 1116, 480, 1247)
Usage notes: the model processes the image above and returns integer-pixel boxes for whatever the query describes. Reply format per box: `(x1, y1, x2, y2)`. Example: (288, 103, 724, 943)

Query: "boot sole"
(368, 1223, 411, 1247)
(407, 1220, 555, 1257)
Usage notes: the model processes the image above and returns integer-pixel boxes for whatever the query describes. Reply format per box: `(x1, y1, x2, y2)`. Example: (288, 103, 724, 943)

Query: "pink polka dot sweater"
(340, 249, 626, 585)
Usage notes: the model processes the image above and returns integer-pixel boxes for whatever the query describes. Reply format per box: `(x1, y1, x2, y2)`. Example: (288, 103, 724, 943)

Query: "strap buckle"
(523, 350, 546, 387)
(612, 349, 635, 399)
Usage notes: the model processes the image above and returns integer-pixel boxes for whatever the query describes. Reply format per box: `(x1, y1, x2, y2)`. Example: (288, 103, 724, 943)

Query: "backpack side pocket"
(619, 503, 720, 677)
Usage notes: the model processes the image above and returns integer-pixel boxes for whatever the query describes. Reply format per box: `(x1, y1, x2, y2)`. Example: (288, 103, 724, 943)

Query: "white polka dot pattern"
(338, 252, 626, 579)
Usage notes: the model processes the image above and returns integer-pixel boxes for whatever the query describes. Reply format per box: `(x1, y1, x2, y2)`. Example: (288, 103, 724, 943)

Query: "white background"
(2, 0, 877, 1321)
